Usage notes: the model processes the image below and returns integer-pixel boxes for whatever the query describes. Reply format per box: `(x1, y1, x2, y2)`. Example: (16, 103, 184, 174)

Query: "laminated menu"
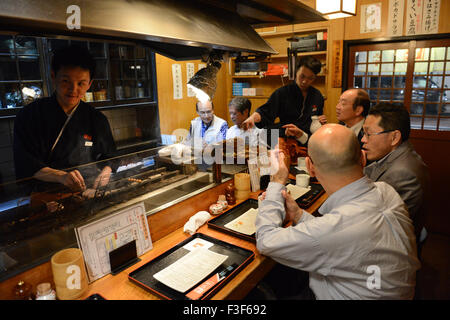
(286, 184, 311, 200)
(224, 208, 258, 236)
(153, 248, 228, 293)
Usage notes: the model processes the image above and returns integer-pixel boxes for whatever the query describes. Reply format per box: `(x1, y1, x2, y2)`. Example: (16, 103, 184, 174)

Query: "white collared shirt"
(348, 118, 364, 137)
(226, 125, 262, 146)
(186, 115, 228, 146)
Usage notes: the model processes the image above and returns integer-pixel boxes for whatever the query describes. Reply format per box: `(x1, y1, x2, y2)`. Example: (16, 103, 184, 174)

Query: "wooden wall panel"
(439, 0, 450, 34)
(410, 137, 450, 236)
(344, 0, 450, 40)
(156, 54, 231, 136)
(147, 181, 230, 242)
(324, 19, 345, 125)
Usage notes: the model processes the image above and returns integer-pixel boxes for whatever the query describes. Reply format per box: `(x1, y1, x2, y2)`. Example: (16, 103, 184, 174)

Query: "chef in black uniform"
(13, 45, 116, 194)
(242, 56, 327, 145)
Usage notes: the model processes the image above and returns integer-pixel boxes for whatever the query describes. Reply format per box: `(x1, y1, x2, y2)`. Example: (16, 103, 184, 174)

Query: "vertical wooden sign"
(406, 0, 424, 35)
(421, 0, 440, 34)
(172, 64, 183, 99)
(331, 40, 343, 88)
(387, 0, 405, 36)
(186, 63, 195, 97)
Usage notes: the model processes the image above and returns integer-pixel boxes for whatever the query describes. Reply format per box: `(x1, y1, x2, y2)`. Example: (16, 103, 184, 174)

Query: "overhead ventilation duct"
(0, 0, 325, 60)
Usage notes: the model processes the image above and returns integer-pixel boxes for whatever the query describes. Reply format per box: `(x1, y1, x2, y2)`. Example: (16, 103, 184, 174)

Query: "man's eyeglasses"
(198, 110, 213, 116)
(362, 129, 395, 138)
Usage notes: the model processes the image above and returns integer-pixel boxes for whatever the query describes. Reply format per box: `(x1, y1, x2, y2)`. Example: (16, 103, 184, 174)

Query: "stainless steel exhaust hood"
(0, 0, 325, 60)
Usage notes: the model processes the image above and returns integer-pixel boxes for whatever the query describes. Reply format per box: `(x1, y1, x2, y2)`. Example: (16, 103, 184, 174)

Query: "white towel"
(183, 211, 212, 235)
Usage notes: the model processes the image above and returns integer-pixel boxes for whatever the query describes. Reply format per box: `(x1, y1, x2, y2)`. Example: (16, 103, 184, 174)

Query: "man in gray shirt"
(256, 124, 420, 299)
(362, 102, 430, 241)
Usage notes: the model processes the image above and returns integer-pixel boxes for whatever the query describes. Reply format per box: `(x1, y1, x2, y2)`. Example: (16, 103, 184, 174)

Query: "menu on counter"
(153, 248, 228, 293)
(75, 202, 152, 282)
(286, 184, 311, 200)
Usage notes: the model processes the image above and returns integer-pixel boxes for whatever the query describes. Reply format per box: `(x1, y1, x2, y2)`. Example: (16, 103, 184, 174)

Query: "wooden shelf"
(232, 75, 263, 78)
(269, 50, 327, 59)
(232, 73, 324, 79)
(232, 75, 287, 79)
(232, 95, 270, 99)
(296, 50, 327, 56)
(258, 27, 328, 38)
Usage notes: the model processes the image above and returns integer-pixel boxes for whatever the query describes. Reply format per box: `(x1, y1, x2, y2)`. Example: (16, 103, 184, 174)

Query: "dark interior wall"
(0, 118, 15, 184)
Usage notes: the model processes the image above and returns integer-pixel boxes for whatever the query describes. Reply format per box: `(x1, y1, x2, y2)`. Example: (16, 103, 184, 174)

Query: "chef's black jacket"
(255, 82, 324, 140)
(13, 95, 116, 185)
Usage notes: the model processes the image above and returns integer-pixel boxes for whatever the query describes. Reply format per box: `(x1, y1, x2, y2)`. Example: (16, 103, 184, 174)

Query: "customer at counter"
(336, 88, 371, 147)
(13, 45, 116, 194)
(362, 102, 430, 240)
(226, 97, 262, 145)
(241, 56, 327, 145)
(185, 99, 228, 148)
(256, 124, 420, 299)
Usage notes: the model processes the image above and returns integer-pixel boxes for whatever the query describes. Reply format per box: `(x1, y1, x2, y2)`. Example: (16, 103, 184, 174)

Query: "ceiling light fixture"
(316, 0, 357, 19)
(187, 54, 222, 103)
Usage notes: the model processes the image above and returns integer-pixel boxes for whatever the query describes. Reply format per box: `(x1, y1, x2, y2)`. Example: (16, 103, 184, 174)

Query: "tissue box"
(242, 88, 264, 96)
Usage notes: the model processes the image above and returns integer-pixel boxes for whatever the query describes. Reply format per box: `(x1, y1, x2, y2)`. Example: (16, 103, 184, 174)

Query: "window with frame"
(348, 38, 450, 133)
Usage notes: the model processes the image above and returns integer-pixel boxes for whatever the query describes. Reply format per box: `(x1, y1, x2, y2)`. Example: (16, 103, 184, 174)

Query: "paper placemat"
(153, 248, 228, 293)
(224, 208, 258, 236)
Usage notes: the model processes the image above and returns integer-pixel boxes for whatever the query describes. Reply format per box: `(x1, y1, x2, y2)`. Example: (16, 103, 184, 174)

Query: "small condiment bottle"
(217, 194, 228, 210)
(35, 282, 56, 300)
(13, 280, 33, 300)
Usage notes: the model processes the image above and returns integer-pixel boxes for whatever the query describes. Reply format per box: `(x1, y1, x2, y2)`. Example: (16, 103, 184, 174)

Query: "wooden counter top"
(77, 219, 273, 300)
(78, 191, 327, 300)
(0, 179, 326, 300)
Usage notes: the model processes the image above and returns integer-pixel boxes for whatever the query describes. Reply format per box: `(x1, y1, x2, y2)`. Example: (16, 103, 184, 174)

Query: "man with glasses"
(241, 56, 327, 146)
(362, 102, 430, 242)
(186, 99, 228, 148)
(336, 88, 371, 147)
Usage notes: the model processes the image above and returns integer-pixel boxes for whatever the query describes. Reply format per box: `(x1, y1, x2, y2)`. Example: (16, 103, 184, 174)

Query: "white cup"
(296, 174, 310, 188)
(297, 157, 306, 168)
